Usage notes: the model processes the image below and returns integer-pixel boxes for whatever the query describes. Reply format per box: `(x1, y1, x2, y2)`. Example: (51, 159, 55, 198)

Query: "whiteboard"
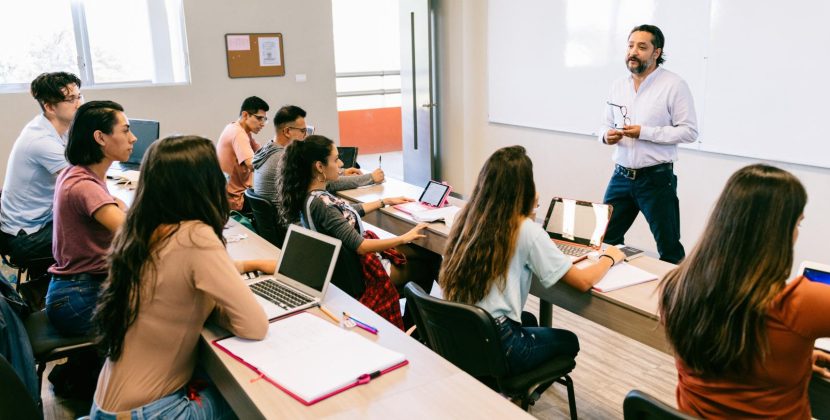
(701, 0, 830, 168)
(487, 0, 830, 168)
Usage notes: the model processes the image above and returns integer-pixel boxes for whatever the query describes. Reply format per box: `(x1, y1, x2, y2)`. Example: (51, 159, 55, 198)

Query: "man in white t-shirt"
(1, 72, 84, 274)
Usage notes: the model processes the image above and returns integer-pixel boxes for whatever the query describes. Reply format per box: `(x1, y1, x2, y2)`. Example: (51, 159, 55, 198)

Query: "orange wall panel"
(338, 107, 402, 154)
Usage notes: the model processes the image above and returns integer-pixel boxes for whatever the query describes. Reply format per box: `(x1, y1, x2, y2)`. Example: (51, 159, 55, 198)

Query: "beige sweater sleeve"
(189, 224, 269, 340)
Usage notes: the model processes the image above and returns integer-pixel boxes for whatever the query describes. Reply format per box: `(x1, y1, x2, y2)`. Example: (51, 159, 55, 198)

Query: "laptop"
(393, 180, 452, 215)
(337, 146, 359, 169)
(119, 119, 160, 170)
(542, 197, 613, 262)
(247, 225, 342, 320)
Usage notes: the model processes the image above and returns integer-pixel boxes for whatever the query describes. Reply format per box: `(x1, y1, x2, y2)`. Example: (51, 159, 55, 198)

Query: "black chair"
(23, 310, 96, 394)
(0, 354, 41, 419)
(404, 283, 578, 416)
(244, 189, 287, 248)
(623, 389, 697, 420)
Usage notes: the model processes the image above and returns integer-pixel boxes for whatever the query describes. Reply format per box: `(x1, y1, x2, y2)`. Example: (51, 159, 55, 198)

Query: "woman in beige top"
(90, 136, 272, 419)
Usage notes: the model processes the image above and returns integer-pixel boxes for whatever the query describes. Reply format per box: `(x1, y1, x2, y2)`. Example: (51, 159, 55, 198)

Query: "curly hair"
(276, 135, 334, 224)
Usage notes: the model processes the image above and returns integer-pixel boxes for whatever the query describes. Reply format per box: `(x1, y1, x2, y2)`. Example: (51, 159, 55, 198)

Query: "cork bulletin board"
(225, 33, 285, 78)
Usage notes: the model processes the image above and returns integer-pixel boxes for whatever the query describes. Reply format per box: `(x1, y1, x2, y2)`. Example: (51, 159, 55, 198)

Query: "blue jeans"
(45, 273, 105, 336)
(90, 385, 235, 420)
(603, 163, 685, 263)
(496, 315, 580, 375)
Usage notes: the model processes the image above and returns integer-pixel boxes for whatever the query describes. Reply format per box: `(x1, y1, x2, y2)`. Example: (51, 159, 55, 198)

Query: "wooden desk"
(337, 179, 673, 351)
(199, 221, 531, 419)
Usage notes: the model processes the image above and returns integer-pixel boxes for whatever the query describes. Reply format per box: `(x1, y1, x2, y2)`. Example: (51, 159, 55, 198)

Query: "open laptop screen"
(543, 198, 611, 247)
(278, 228, 339, 292)
(126, 119, 160, 165)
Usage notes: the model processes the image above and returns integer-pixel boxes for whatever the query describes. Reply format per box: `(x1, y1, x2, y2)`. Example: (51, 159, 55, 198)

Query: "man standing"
(1, 72, 83, 273)
(252, 105, 383, 204)
(217, 96, 269, 211)
(600, 24, 698, 263)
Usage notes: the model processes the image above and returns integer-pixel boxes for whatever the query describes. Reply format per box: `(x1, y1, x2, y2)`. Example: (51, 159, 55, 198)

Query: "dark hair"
(273, 105, 307, 131)
(659, 164, 807, 376)
(277, 135, 334, 224)
(30, 72, 82, 111)
(65, 100, 124, 165)
(94, 135, 230, 360)
(630, 24, 666, 66)
(239, 96, 269, 116)
(440, 146, 536, 304)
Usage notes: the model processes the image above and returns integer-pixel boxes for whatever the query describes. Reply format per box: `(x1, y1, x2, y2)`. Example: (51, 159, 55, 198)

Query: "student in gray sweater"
(252, 105, 383, 205)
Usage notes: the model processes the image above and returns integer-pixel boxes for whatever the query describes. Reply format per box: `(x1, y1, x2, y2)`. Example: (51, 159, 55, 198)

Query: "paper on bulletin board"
(227, 35, 251, 51)
(258, 37, 281, 66)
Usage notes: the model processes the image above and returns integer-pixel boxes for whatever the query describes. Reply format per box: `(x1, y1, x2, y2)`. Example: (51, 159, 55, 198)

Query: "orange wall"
(338, 107, 402, 154)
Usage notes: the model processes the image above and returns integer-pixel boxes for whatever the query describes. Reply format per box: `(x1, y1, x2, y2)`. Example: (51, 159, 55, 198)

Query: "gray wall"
(436, 0, 830, 270)
(0, 0, 339, 178)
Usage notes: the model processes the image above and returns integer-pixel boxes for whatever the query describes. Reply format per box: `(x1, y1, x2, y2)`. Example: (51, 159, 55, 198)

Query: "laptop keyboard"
(250, 279, 314, 309)
(556, 243, 592, 258)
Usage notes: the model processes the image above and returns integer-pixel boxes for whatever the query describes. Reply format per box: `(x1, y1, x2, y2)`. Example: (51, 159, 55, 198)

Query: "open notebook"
(213, 312, 407, 405)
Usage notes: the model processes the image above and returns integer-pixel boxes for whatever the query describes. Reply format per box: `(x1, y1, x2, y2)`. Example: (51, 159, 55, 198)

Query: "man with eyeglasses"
(253, 105, 384, 205)
(0, 72, 84, 276)
(217, 96, 269, 212)
(598, 24, 698, 264)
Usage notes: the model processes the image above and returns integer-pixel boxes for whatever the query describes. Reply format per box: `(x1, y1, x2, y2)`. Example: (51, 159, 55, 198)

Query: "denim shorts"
(45, 273, 105, 336)
(90, 384, 234, 420)
(495, 316, 580, 375)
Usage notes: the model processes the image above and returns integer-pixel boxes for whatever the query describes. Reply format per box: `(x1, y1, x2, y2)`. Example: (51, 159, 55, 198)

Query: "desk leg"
(540, 299, 553, 327)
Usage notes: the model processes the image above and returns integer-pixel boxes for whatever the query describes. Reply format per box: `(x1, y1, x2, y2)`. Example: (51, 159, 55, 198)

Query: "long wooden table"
(200, 221, 530, 419)
(338, 179, 672, 351)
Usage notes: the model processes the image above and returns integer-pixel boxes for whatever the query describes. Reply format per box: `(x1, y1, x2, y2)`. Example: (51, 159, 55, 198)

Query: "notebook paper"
(214, 312, 407, 404)
(592, 262, 658, 292)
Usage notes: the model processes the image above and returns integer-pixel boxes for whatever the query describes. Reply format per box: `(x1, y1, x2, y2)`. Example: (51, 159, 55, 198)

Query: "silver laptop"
(542, 197, 613, 263)
(248, 225, 341, 320)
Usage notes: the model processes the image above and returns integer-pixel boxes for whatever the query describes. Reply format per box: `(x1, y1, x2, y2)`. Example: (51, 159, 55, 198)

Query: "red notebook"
(212, 312, 408, 405)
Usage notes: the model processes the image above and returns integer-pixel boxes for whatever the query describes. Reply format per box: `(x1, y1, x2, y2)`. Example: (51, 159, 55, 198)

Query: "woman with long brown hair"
(91, 136, 271, 419)
(659, 164, 830, 418)
(440, 145, 623, 375)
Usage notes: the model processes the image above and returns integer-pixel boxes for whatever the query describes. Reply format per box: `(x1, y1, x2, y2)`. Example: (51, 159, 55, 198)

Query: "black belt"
(52, 272, 107, 282)
(615, 162, 673, 180)
(493, 315, 514, 327)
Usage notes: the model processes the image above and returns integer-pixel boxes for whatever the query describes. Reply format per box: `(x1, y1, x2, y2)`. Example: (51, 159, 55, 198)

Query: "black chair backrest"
(0, 354, 41, 419)
(244, 189, 287, 248)
(403, 283, 509, 378)
(623, 390, 697, 420)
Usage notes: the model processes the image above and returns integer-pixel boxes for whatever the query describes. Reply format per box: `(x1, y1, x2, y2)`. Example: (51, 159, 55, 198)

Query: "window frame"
(0, 0, 190, 93)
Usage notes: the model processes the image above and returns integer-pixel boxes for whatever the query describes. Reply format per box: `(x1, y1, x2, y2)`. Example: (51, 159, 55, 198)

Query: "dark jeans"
(495, 312, 580, 376)
(45, 273, 105, 337)
(603, 163, 685, 264)
(0, 222, 54, 278)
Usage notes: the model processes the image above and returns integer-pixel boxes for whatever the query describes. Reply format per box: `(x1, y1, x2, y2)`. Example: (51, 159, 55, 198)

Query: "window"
(0, 0, 190, 91)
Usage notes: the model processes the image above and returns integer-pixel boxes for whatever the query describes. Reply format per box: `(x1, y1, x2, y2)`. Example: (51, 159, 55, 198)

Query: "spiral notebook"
(213, 312, 407, 405)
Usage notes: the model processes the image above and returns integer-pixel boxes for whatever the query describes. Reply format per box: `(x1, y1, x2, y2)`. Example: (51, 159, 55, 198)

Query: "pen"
(378, 155, 382, 169)
(319, 305, 339, 323)
(343, 311, 378, 335)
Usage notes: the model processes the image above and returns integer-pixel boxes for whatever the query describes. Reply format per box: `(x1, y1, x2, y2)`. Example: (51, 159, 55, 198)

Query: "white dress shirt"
(598, 67, 698, 169)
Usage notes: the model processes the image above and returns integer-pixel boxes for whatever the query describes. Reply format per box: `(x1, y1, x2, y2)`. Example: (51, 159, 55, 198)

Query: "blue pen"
(343, 311, 378, 335)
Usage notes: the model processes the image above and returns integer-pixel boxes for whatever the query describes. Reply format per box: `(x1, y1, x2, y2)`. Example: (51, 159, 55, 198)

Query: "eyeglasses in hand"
(606, 101, 631, 128)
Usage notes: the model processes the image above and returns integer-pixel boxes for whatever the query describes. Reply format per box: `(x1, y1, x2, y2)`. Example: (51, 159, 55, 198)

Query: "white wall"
(0, 0, 339, 179)
(437, 0, 830, 270)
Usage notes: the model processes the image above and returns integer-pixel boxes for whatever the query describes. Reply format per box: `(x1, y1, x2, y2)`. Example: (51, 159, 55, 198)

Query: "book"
(410, 205, 461, 228)
(213, 312, 407, 405)
(592, 262, 658, 292)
